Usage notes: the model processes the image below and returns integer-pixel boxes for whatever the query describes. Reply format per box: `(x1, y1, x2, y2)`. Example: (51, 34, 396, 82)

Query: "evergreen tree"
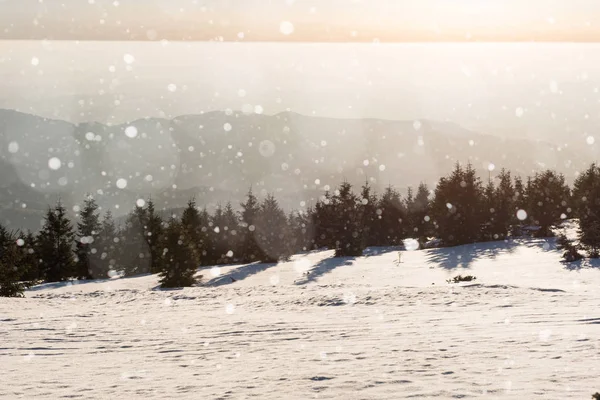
(430, 163, 484, 246)
(288, 208, 315, 252)
(0, 227, 29, 297)
(481, 178, 497, 241)
(314, 191, 335, 249)
(36, 202, 76, 282)
(255, 194, 292, 262)
(572, 163, 600, 257)
(359, 181, 378, 247)
(331, 182, 364, 257)
(513, 175, 526, 235)
(95, 211, 118, 278)
(159, 218, 198, 288)
(412, 183, 431, 243)
(210, 203, 240, 264)
(119, 205, 151, 277)
(74, 197, 102, 279)
(492, 169, 515, 239)
(528, 170, 570, 237)
(377, 186, 406, 246)
(144, 199, 164, 274)
(18, 231, 39, 282)
(556, 233, 583, 262)
(198, 207, 212, 265)
(181, 198, 204, 267)
(239, 188, 265, 262)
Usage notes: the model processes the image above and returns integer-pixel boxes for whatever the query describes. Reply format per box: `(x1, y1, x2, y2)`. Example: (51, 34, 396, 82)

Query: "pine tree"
(198, 207, 213, 265)
(255, 194, 292, 262)
(332, 182, 364, 257)
(314, 191, 335, 249)
(210, 203, 240, 264)
(95, 211, 118, 278)
(430, 163, 484, 246)
(36, 202, 76, 282)
(181, 198, 204, 267)
(359, 181, 378, 247)
(481, 178, 497, 241)
(377, 186, 406, 246)
(159, 218, 198, 288)
(74, 197, 102, 279)
(556, 233, 583, 262)
(572, 163, 600, 257)
(18, 231, 39, 282)
(513, 176, 526, 236)
(239, 188, 265, 262)
(288, 208, 315, 252)
(144, 199, 164, 274)
(528, 170, 570, 237)
(493, 169, 515, 239)
(0, 227, 28, 297)
(413, 183, 431, 244)
(119, 205, 150, 277)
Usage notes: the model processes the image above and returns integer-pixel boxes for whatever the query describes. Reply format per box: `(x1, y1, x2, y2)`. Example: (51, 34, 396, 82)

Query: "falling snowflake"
(116, 178, 128, 189)
(280, 21, 295, 35)
(48, 157, 62, 170)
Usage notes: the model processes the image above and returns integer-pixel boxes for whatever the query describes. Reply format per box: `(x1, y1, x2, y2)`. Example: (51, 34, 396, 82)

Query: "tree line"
(3, 162, 600, 297)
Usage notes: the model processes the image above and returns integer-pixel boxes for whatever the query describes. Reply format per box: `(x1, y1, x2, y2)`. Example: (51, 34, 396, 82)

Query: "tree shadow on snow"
(426, 240, 519, 270)
(27, 275, 147, 292)
(562, 258, 600, 271)
(203, 262, 278, 287)
(294, 256, 356, 285)
(363, 246, 403, 257)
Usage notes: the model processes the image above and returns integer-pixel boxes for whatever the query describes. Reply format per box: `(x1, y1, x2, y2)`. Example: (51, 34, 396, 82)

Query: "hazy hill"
(0, 108, 586, 230)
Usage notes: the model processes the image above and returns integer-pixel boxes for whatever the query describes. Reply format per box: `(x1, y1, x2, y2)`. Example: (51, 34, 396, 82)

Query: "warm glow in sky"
(1, 0, 600, 42)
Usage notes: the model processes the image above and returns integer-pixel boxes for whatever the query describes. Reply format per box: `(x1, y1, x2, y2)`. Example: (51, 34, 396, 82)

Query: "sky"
(2, 1, 600, 146)
(2, 0, 600, 42)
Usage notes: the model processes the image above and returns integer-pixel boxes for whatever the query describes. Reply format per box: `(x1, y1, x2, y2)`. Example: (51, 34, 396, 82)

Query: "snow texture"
(1, 238, 599, 399)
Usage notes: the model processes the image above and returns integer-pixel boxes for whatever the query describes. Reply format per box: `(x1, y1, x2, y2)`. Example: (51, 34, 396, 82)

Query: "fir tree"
(412, 183, 431, 243)
(255, 194, 292, 262)
(0, 227, 29, 297)
(181, 198, 204, 267)
(198, 207, 212, 265)
(430, 163, 484, 246)
(513, 175, 526, 235)
(210, 203, 240, 264)
(36, 202, 76, 282)
(159, 219, 199, 288)
(239, 188, 265, 262)
(556, 233, 583, 262)
(377, 185, 406, 246)
(95, 211, 118, 278)
(528, 170, 570, 237)
(119, 205, 151, 277)
(493, 169, 515, 239)
(572, 163, 600, 257)
(314, 191, 335, 249)
(144, 199, 164, 273)
(359, 181, 378, 247)
(74, 197, 102, 279)
(332, 182, 364, 257)
(18, 231, 39, 282)
(481, 178, 497, 241)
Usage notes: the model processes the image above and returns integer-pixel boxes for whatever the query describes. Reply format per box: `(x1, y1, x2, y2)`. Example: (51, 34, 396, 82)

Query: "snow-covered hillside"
(2, 238, 599, 399)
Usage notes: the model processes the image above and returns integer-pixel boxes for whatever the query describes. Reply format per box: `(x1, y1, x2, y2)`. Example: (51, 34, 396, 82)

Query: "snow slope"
(1, 238, 599, 399)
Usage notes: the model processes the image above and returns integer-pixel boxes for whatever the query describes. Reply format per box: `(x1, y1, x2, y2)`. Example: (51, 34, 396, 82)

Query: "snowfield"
(2, 238, 600, 399)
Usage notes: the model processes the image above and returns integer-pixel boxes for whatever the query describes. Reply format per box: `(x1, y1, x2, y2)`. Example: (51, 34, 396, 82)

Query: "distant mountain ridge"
(0, 108, 587, 231)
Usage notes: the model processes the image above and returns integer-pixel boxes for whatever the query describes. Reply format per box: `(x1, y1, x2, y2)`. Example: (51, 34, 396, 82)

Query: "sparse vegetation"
(446, 275, 477, 284)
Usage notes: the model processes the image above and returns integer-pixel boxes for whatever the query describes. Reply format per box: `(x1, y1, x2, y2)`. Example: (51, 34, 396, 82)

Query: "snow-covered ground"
(2, 238, 599, 399)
